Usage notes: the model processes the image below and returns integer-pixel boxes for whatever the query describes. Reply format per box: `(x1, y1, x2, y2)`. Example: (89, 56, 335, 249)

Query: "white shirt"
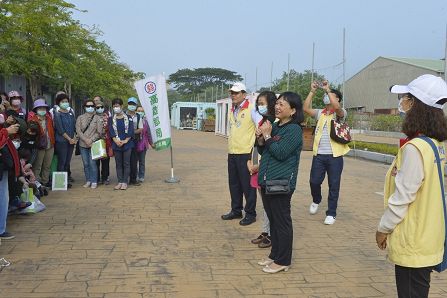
(378, 144, 424, 233)
(314, 108, 347, 155)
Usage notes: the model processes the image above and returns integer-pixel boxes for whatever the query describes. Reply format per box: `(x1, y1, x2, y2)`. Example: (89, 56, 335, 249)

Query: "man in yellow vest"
(221, 82, 257, 226)
(303, 80, 350, 225)
(376, 74, 447, 297)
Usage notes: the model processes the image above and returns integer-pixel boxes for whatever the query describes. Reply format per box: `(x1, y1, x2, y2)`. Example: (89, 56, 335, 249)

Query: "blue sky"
(71, 0, 447, 92)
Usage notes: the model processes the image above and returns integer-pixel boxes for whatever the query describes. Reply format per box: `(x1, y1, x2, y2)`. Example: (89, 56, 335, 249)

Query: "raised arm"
(303, 81, 318, 118)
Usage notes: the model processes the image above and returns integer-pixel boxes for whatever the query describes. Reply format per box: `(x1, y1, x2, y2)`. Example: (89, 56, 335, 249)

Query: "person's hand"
(6, 123, 19, 135)
(376, 231, 388, 250)
(69, 138, 77, 145)
(322, 80, 331, 92)
(255, 127, 263, 138)
(247, 159, 254, 174)
(85, 139, 92, 147)
(6, 115, 15, 125)
(251, 164, 259, 174)
(151, 144, 156, 149)
(311, 81, 318, 92)
(260, 121, 272, 137)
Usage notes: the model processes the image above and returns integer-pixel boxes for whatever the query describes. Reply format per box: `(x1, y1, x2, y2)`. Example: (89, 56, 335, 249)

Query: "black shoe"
(221, 211, 243, 220)
(0, 232, 15, 240)
(239, 217, 256, 226)
(129, 181, 141, 186)
(67, 183, 72, 189)
(258, 235, 272, 248)
(68, 176, 75, 183)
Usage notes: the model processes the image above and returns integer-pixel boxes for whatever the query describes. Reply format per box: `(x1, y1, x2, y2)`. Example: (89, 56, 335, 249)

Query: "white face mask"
(258, 105, 268, 115)
(85, 107, 95, 113)
(323, 94, 331, 105)
(127, 105, 137, 112)
(96, 108, 104, 114)
(113, 107, 122, 114)
(12, 139, 21, 149)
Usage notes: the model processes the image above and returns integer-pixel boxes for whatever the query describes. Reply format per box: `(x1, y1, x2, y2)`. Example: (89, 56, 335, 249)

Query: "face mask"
(37, 110, 47, 116)
(12, 140, 21, 149)
(11, 99, 21, 107)
(85, 107, 95, 113)
(60, 102, 70, 110)
(323, 94, 331, 105)
(96, 108, 104, 114)
(137, 112, 145, 117)
(258, 105, 268, 115)
(113, 107, 122, 114)
(127, 105, 137, 112)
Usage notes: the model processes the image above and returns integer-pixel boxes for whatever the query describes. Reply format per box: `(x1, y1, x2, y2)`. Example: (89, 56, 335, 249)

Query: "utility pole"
(311, 42, 315, 82)
(255, 67, 258, 93)
(342, 28, 346, 109)
(287, 53, 290, 90)
(270, 62, 273, 91)
(444, 23, 447, 82)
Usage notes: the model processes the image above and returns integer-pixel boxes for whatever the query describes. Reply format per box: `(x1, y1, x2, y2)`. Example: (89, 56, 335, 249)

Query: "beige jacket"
(76, 113, 103, 148)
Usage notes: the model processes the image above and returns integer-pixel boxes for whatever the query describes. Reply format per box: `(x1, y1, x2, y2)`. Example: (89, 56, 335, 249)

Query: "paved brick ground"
(1, 129, 446, 298)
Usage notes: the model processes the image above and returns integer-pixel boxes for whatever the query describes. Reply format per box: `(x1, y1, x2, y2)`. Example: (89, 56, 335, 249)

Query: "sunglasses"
(96, 106, 104, 109)
(230, 91, 241, 95)
(85, 105, 95, 108)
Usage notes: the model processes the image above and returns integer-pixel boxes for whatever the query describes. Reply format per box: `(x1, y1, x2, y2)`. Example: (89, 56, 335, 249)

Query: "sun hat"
(390, 74, 447, 109)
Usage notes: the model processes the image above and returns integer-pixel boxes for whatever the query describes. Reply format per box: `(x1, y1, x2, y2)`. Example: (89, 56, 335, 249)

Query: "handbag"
(330, 117, 352, 144)
(265, 179, 291, 194)
(418, 136, 447, 273)
(75, 114, 95, 156)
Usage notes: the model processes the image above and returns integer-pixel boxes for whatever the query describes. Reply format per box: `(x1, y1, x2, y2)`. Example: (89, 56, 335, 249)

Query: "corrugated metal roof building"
(345, 57, 445, 113)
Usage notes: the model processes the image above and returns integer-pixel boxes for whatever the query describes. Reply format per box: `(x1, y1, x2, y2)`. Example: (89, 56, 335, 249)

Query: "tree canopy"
(0, 0, 143, 102)
(168, 67, 242, 96)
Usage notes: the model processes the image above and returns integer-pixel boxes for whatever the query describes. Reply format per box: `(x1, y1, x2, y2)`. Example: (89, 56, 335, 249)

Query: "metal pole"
(255, 67, 258, 92)
(270, 61, 273, 91)
(287, 53, 290, 90)
(211, 86, 213, 102)
(444, 23, 447, 82)
(311, 42, 315, 82)
(342, 28, 346, 109)
(165, 145, 180, 183)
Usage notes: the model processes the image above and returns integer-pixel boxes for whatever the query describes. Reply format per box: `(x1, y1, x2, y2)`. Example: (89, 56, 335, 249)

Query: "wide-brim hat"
(32, 98, 49, 111)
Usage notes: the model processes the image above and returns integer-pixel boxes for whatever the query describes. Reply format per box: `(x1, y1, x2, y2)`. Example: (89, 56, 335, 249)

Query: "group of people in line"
(0, 91, 153, 241)
(222, 75, 447, 297)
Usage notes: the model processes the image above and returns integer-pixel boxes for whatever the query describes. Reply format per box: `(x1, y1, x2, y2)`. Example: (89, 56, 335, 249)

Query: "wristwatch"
(264, 134, 271, 140)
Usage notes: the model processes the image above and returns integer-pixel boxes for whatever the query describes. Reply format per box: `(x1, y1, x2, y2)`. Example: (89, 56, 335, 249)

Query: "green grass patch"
(351, 141, 398, 155)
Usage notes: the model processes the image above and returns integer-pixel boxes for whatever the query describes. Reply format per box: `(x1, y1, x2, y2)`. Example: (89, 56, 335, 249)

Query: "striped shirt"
(314, 109, 347, 155)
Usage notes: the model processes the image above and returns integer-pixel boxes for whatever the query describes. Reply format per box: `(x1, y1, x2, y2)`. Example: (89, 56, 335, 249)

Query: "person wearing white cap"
(376, 74, 447, 297)
(126, 97, 144, 186)
(221, 82, 258, 226)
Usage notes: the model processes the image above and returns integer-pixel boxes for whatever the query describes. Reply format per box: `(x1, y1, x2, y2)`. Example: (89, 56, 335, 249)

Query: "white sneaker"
(324, 216, 336, 225)
(309, 203, 319, 215)
(91, 183, 98, 189)
(83, 182, 91, 188)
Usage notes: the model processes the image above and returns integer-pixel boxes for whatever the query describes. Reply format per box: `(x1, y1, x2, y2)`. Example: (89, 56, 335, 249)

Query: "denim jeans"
(137, 150, 146, 180)
(55, 141, 74, 172)
(0, 171, 10, 234)
(80, 147, 98, 183)
(114, 149, 131, 184)
(309, 154, 344, 217)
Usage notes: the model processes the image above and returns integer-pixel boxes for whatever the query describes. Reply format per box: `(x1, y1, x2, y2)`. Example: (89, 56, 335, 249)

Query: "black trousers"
(228, 153, 256, 217)
(261, 187, 293, 266)
(96, 157, 110, 182)
(395, 265, 433, 298)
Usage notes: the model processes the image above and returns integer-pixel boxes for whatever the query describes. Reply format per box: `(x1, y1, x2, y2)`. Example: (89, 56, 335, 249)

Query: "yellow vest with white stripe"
(228, 101, 256, 154)
(313, 112, 350, 157)
(384, 138, 446, 267)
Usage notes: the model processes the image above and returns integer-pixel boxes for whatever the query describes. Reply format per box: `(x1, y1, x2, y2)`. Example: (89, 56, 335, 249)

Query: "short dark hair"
(55, 93, 69, 105)
(256, 91, 277, 117)
(83, 99, 94, 107)
(330, 89, 343, 102)
(402, 97, 447, 141)
(112, 98, 123, 106)
(278, 91, 304, 124)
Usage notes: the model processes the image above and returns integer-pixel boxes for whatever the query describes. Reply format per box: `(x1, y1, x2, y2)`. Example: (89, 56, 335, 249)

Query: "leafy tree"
(168, 67, 242, 97)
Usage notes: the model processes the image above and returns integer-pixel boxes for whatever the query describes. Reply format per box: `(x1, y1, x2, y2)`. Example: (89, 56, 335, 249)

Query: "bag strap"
(82, 114, 95, 134)
(417, 136, 447, 243)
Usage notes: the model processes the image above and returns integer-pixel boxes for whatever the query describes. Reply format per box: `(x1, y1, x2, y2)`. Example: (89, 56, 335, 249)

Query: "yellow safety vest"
(228, 100, 255, 154)
(313, 111, 350, 157)
(384, 137, 446, 267)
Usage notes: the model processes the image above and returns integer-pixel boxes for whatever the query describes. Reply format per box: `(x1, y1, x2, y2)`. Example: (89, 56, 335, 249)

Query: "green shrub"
(351, 140, 398, 155)
(370, 115, 402, 132)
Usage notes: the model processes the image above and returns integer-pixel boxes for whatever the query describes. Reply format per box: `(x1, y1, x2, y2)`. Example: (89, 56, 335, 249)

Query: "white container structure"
(170, 102, 216, 130)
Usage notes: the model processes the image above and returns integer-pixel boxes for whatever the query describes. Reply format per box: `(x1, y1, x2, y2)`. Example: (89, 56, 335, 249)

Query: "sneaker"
(251, 232, 268, 244)
(0, 232, 15, 240)
(324, 216, 336, 225)
(83, 182, 91, 188)
(91, 183, 98, 189)
(114, 183, 123, 190)
(138, 178, 144, 183)
(120, 183, 128, 190)
(104, 178, 110, 185)
(258, 235, 272, 248)
(309, 203, 319, 215)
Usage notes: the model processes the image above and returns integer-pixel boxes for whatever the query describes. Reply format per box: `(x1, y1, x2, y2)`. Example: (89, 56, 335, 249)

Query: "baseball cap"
(127, 97, 139, 105)
(390, 74, 447, 109)
(229, 82, 246, 93)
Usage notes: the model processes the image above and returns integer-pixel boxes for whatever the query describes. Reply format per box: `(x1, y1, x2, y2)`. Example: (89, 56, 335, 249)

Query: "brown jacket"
(76, 113, 103, 148)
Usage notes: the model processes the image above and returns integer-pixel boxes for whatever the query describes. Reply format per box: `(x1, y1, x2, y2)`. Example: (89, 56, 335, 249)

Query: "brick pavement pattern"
(1, 130, 446, 298)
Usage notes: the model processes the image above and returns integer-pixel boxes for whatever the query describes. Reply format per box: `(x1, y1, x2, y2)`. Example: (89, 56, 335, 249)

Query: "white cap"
(390, 74, 447, 109)
(229, 82, 246, 92)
